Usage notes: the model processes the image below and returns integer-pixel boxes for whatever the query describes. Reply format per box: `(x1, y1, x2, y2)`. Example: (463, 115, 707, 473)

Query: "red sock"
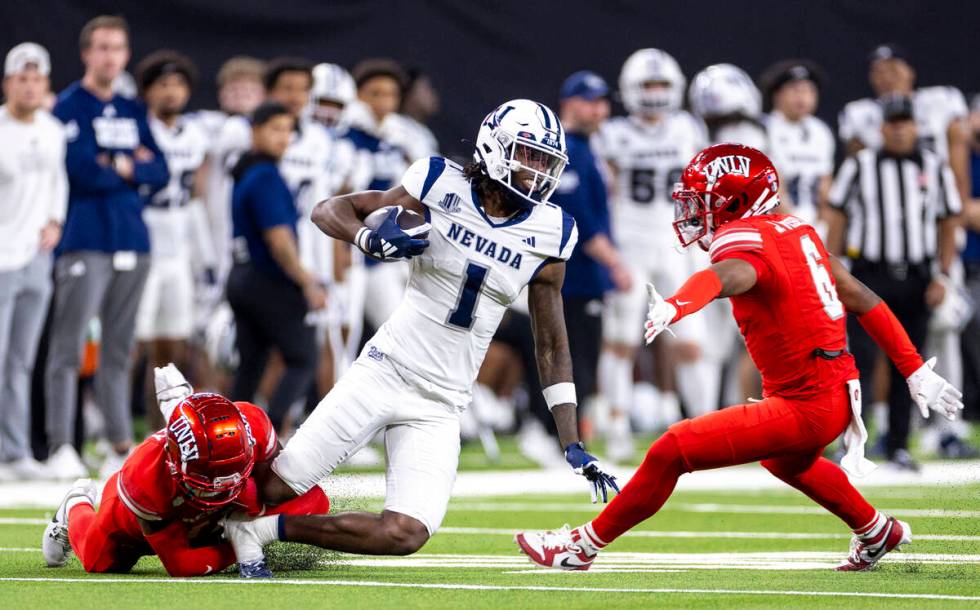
(267, 484, 331, 517)
(67, 504, 97, 564)
(589, 432, 686, 544)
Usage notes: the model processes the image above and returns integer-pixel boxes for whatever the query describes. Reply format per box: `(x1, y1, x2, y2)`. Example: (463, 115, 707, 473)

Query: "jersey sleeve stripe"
(419, 157, 446, 201)
(709, 231, 762, 255)
(116, 474, 163, 521)
(559, 212, 576, 255)
(710, 240, 763, 262)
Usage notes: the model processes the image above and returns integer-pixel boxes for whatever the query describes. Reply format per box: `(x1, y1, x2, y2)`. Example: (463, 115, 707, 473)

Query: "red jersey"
(116, 402, 278, 541)
(708, 215, 858, 398)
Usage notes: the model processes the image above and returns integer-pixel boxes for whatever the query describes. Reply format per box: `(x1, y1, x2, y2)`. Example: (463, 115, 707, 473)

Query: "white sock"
(854, 512, 886, 540)
(573, 522, 606, 555)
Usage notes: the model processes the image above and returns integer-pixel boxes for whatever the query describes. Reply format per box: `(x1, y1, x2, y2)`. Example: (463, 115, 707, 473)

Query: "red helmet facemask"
(165, 393, 256, 510)
(672, 143, 780, 251)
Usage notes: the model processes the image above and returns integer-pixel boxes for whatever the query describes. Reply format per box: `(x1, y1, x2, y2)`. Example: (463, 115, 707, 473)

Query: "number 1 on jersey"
(800, 234, 844, 320)
(447, 261, 489, 329)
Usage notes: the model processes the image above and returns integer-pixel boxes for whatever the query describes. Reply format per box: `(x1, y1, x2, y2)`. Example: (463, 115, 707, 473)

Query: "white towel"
(840, 378, 877, 477)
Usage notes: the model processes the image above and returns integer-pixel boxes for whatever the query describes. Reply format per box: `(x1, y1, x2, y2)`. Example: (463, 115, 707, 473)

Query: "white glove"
(155, 363, 194, 422)
(644, 282, 677, 345)
(906, 357, 963, 421)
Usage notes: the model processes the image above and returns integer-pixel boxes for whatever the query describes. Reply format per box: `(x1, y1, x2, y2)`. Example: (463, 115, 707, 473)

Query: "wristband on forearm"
(665, 269, 723, 323)
(857, 301, 924, 377)
(543, 382, 577, 410)
(354, 227, 373, 255)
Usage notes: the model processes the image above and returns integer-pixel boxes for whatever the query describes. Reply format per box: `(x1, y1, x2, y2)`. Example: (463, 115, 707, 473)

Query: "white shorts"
(603, 245, 712, 347)
(136, 256, 194, 340)
(273, 346, 461, 535)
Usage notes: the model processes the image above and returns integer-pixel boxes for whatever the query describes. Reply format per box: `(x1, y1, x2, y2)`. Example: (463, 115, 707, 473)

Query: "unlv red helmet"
(672, 143, 780, 250)
(165, 393, 256, 510)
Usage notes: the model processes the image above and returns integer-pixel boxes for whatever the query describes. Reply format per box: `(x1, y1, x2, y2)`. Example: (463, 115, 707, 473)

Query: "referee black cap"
(880, 94, 914, 122)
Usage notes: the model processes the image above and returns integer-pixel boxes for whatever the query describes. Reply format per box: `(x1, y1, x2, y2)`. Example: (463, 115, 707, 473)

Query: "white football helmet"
(619, 48, 686, 116)
(689, 63, 762, 119)
(474, 99, 568, 206)
(311, 63, 356, 127)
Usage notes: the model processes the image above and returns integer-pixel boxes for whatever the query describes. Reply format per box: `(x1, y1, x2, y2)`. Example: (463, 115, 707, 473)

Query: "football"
(363, 205, 429, 239)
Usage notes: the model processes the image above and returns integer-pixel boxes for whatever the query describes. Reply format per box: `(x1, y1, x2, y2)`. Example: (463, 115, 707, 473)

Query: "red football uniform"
(708, 214, 859, 398)
(67, 403, 330, 576)
(591, 214, 878, 544)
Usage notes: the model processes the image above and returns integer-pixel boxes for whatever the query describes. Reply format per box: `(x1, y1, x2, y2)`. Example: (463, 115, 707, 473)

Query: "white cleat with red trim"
(514, 525, 597, 571)
(836, 516, 912, 572)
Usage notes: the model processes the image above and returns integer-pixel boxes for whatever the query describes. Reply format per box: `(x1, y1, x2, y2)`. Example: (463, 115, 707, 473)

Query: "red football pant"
(68, 474, 330, 576)
(591, 384, 877, 543)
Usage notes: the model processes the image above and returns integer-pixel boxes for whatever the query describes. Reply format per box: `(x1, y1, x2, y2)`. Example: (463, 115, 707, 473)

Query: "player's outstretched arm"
(644, 259, 756, 344)
(829, 256, 963, 420)
(310, 186, 424, 244)
(529, 261, 619, 503)
(139, 519, 236, 577)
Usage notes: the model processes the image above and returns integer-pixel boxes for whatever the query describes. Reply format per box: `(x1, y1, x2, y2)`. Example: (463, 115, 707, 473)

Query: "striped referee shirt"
(828, 148, 961, 265)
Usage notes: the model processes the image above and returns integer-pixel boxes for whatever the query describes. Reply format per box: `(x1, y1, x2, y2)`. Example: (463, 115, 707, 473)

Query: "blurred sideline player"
(134, 51, 217, 429)
(759, 60, 835, 237)
(838, 43, 972, 452)
(596, 48, 710, 460)
(221, 99, 619, 576)
(41, 365, 329, 577)
(516, 143, 963, 572)
(344, 59, 411, 333)
(310, 62, 372, 380)
(383, 67, 440, 163)
(193, 56, 265, 141)
(689, 63, 769, 403)
(690, 63, 768, 151)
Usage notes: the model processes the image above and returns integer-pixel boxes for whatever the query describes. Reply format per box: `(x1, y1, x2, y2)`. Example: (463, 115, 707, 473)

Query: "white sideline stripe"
(3, 518, 979, 542)
(446, 502, 980, 518)
(0, 518, 47, 525)
(0, 577, 979, 602)
(438, 527, 980, 542)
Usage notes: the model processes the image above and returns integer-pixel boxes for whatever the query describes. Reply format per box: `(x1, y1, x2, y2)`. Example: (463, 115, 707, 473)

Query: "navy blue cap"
(560, 71, 609, 101)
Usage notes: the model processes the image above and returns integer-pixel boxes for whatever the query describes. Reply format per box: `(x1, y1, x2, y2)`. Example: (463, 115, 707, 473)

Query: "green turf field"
(2, 483, 979, 609)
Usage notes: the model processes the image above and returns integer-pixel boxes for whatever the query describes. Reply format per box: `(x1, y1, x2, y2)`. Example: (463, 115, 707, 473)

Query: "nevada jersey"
(765, 112, 834, 225)
(146, 116, 209, 259)
(597, 112, 706, 248)
(368, 157, 577, 400)
(838, 86, 968, 160)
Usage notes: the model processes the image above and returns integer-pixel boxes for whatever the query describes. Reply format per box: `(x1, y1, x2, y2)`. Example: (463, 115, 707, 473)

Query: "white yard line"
(446, 502, 980, 518)
(3, 519, 978, 543)
(0, 576, 978, 602)
(438, 527, 980, 542)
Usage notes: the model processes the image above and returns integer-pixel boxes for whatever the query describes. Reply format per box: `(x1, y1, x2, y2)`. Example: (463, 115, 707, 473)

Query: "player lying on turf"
(41, 365, 330, 577)
(220, 99, 619, 577)
(515, 143, 963, 572)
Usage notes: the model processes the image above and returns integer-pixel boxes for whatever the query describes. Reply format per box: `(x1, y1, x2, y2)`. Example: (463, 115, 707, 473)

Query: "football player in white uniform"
(206, 58, 335, 286)
(760, 60, 835, 233)
(344, 59, 412, 333)
(222, 99, 619, 576)
(597, 49, 711, 460)
(690, 63, 767, 150)
(134, 51, 215, 428)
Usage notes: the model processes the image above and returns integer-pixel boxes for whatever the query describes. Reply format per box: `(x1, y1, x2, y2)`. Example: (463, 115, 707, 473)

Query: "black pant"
(961, 263, 980, 422)
(226, 264, 316, 432)
(847, 260, 931, 456)
(562, 296, 603, 402)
